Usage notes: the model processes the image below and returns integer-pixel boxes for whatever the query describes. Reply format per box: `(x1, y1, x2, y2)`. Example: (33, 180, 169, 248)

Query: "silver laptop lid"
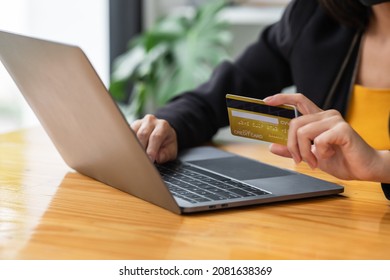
(0, 30, 181, 214)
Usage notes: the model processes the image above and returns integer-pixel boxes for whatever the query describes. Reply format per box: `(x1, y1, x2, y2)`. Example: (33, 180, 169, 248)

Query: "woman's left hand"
(263, 93, 388, 181)
(263, 93, 322, 165)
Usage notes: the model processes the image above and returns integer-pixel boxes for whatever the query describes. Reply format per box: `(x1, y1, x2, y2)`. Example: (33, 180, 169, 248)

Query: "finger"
(146, 121, 171, 163)
(312, 134, 336, 160)
(287, 110, 341, 164)
(135, 115, 156, 150)
(296, 125, 317, 169)
(264, 93, 322, 115)
(313, 122, 352, 159)
(156, 123, 178, 163)
(287, 117, 302, 164)
(156, 144, 177, 164)
(294, 112, 343, 167)
(130, 119, 142, 133)
(269, 143, 293, 158)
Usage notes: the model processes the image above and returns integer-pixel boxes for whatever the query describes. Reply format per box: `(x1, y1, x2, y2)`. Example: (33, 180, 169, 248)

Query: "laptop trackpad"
(188, 156, 293, 180)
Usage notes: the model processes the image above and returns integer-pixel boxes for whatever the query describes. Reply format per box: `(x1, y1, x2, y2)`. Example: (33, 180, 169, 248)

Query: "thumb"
(269, 143, 292, 158)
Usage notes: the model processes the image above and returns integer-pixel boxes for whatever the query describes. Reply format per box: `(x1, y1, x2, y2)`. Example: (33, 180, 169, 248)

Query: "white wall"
(0, 0, 109, 132)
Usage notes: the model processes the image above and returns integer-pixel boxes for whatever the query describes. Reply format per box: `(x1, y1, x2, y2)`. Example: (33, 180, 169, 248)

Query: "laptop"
(0, 31, 343, 214)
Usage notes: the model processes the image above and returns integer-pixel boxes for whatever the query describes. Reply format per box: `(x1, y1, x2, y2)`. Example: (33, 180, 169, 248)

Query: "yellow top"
(346, 84, 390, 150)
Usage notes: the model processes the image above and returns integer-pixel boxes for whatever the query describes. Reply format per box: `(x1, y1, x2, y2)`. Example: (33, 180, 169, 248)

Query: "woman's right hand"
(131, 114, 178, 164)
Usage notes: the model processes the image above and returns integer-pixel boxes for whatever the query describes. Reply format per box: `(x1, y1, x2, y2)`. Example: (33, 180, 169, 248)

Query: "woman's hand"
(263, 93, 322, 162)
(264, 93, 389, 182)
(131, 114, 178, 164)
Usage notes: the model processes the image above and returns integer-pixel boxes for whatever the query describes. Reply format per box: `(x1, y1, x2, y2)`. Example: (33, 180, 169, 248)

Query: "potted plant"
(109, 0, 232, 120)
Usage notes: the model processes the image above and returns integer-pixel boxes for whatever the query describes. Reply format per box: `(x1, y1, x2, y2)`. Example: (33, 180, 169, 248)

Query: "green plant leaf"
(110, 0, 231, 118)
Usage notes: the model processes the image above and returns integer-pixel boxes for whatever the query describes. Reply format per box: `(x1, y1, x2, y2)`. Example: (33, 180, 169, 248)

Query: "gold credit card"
(226, 94, 298, 145)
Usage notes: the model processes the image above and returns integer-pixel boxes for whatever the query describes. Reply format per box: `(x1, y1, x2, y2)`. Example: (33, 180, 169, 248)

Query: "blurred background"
(0, 0, 289, 133)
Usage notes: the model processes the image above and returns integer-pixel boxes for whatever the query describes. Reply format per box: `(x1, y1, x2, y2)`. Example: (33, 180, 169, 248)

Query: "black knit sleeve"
(382, 184, 390, 200)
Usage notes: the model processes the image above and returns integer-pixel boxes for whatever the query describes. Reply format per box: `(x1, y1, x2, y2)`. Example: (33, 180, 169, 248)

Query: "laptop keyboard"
(156, 161, 270, 204)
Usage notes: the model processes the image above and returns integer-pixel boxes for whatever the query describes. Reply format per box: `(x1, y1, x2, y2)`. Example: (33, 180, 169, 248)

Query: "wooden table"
(1, 127, 389, 259)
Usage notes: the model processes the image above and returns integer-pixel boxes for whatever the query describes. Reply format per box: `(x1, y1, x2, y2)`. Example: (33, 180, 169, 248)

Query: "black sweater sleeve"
(155, 0, 316, 149)
(382, 184, 390, 200)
